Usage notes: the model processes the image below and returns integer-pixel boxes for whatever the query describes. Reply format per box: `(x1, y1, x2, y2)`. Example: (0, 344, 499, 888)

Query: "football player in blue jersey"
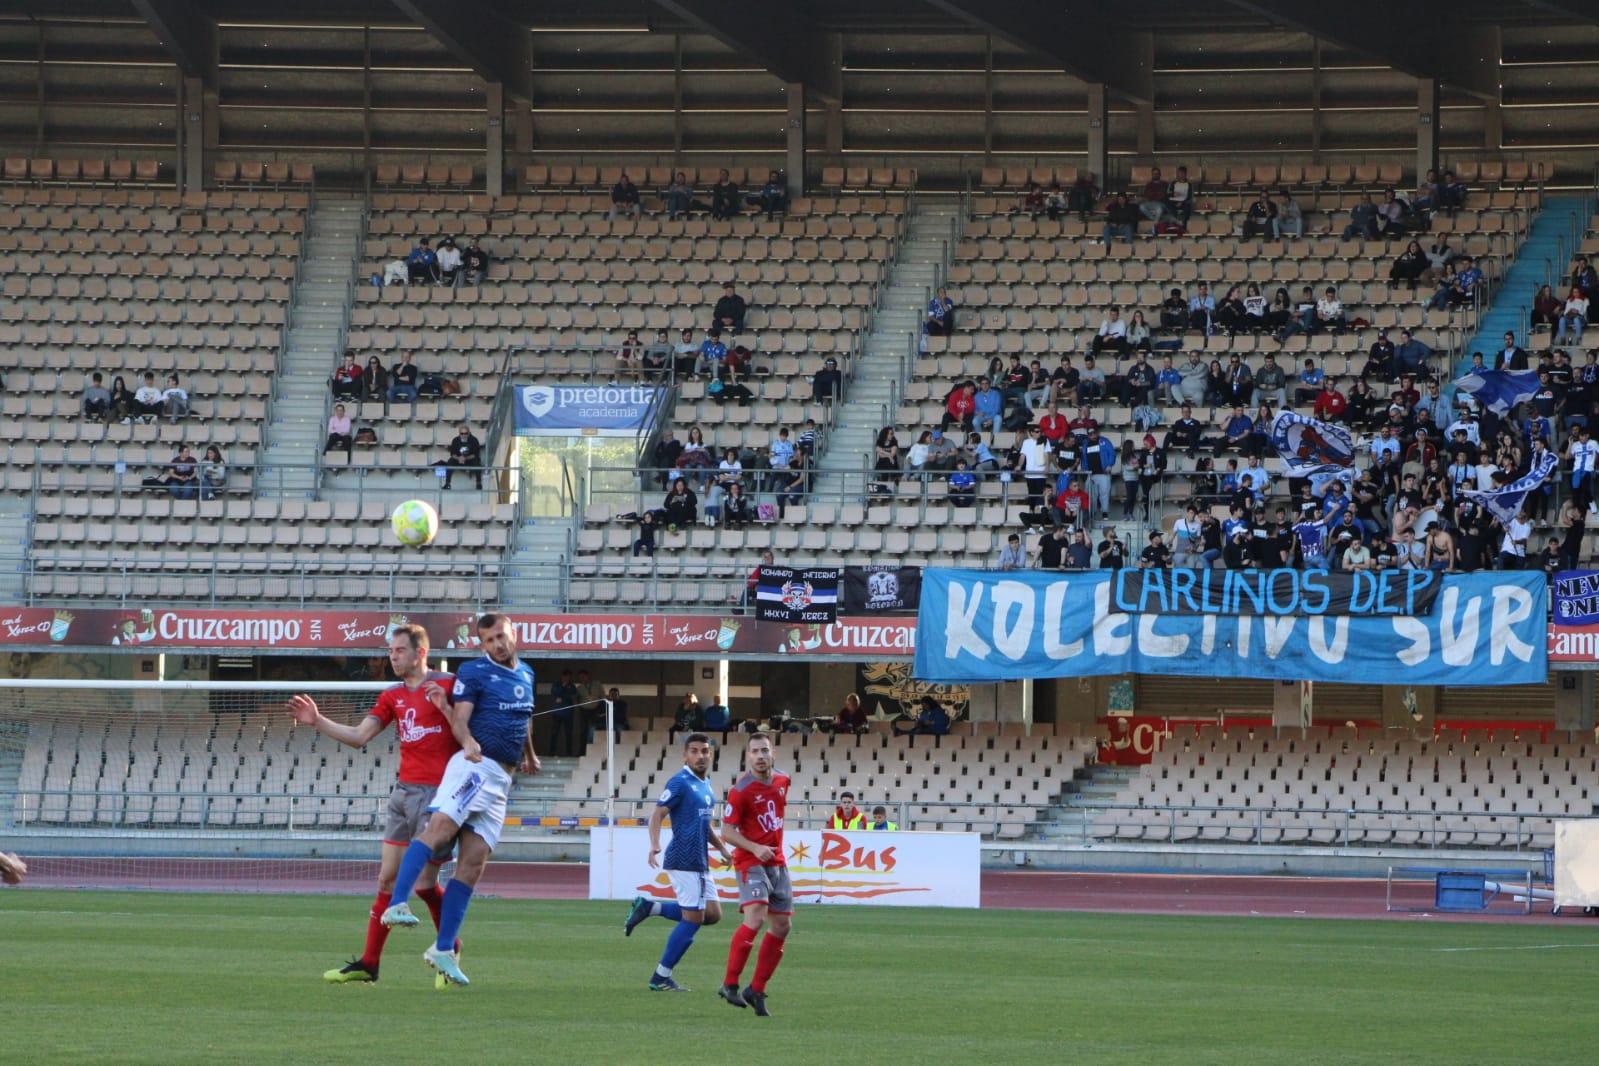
(380, 613, 539, 988)
(623, 731, 733, 991)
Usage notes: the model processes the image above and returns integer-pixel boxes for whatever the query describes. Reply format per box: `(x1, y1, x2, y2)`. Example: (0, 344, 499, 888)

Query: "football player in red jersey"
(718, 731, 791, 1017)
(286, 623, 460, 983)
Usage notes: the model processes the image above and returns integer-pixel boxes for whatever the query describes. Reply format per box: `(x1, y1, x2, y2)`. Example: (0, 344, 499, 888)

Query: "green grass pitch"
(2, 890, 1595, 1064)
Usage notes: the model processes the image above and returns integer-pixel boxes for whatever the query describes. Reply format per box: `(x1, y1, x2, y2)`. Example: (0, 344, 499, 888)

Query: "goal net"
(0, 679, 460, 893)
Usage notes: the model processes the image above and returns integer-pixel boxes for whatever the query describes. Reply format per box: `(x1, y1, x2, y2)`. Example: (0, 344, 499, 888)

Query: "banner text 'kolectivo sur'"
(913, 569, 1547, 686)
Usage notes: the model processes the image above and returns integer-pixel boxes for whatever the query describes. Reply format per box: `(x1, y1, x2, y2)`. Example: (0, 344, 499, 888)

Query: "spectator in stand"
(1050, 355, 1081, 407)
(1293, 359, 1324, 407)
(130, 372, 163, 424)
(1430, 255, 1483, 310)
(652, 429, 683, 489)
(388, 352, 419, 404)
(1395, 329, 1431, 378)
(947, 461, 976, 508)
(1035, 526, 1067, 569)
(1170, 353, 1207, 407)
(1493, 330, 1530, 371)
(1413, 169, 1440, 219)
(1203, 358, 1229, 407)
(1102, 191, 1140, 242)
(970, 378, 1003, 434)
(710, 169, 740, 220)
(1019, 425, 1053, 509)
(1138, 167, 1170, 223)
(166, 443, 199, 500)
(1558, 497, 1587, 570)
(608, 172, 642, 220)
(1024, 359, 1052, 409)
(461, 241, 489, 285)
(1079, 357, 1106, 403)
(442, 423, 483, 490)
(998, 532, 1026, 570)
(1238, 283, 1269, 333)
(777, 458, 807, 519)
(1139, 530, 1171, 569)
(1121, 353, 1156, 407)
(1159, 287, 1187, 331)
(895, 696, 951, 737)
(641, 329, 673, 377)
(160, 373, 190, 422)
(1499, 507, 1533, 569)
(1155, 355, 1182, 404)
(1314, 287, 1346, 333)
(924, 428, 958, 472)
(108, 376, 132, 423)
(1254, 354, 1287, 410)
(1021, 182, 1046, 217)
(665, 172, 692, 220)
(723, 482, 753, 528)
(323, 403, 353, 456)
(405, 237, 439, 284)
(1214, 286, 1247, 335)
(662, 478, 697, 529)
(1065, 529, 1094, 570)
(712, 282, 748, 333)
(1439, 170, 1468, 215)
(1342, 194, 1379, 240)
(1531, 284, 1562, 333)
(1069, 170, 1100, 218)
(1276, 190, 1303, 238)
(1210, 403, 1255, 457)
(1166, 166, 1195, 223)
(926, 287, 956, 336)
(873, 427, 902, 487)
(436, 238, 462, 286)
(1377, 188, 1407, 237)
(1313, 379, 1348, 423)
(1038, 405, 1069, 443)
(1364, 331, 1396, 383)
(1242, 190, 1276, 239)
(835, 694, 868, 734)
(200, 445, 227, 501)
(1098, 525, 1128, 569)
(943, 381, 976, 431)
(1558, 286, 1590, 346)
(615, 330, 643, 381)
(1390, 240, 1428, 290)
(1165, 404, 1202, 456)
(1126, 310, 1153, 354)
(1081, 427, 1116, 519)
(668, 328, 697, 379)
(362, 355, 386, 400)
(1187, 282, 1216, 334)
(81, 372, 111, 421)
(693, 329, 727, 379)
(1092, 306, 1128, 355)
(999, 355, 1031, 412)
(1224, 353, 1254, 407)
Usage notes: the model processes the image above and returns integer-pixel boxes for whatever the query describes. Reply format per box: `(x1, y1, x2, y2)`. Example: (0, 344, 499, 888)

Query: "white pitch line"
(1432, 943, 1599, 953)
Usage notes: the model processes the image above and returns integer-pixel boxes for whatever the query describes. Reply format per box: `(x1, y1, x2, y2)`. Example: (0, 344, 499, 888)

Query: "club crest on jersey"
(514, 685, 526, 699)
(780, 580, 815, 611)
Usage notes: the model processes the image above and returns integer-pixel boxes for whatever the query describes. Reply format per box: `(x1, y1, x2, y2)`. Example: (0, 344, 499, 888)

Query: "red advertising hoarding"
(0, 607, 918, 658)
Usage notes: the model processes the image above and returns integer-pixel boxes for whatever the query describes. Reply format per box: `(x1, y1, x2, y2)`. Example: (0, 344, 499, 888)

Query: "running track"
(10, 858, 1581, 924)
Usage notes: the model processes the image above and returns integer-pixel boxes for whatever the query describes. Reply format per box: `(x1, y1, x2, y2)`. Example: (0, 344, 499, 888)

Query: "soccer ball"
(390, 500, 439, 547)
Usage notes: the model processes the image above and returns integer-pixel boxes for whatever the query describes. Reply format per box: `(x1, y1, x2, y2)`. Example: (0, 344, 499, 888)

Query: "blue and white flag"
(1461, 450, 1558, 524)
(1267, 410, 1354, 478)
(1455, 370, 1540, 415)
(755, 565, 839, 624)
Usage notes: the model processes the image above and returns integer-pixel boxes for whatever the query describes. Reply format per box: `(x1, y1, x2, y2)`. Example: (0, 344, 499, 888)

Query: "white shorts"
(667, 869, 718, 911)
(427, 750, 512, 852)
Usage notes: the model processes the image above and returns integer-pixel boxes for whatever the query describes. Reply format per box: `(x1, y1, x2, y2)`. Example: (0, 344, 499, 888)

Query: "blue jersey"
(657, 766, 717, 873)
(451, 656, 536, 767)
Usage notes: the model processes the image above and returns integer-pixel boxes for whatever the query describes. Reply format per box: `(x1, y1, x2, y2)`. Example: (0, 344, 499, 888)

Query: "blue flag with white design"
(1461, 450, 1558, 524)
(1267, 410, 1354, 479)
(1455, 370, 1541, 415)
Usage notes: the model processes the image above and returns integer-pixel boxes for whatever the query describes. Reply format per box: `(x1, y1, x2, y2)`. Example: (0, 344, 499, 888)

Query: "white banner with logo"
(588, 826, 981, 908)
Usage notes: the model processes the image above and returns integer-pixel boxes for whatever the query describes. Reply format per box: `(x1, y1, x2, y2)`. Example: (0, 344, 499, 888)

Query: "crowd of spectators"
(82, 371, 191, 425)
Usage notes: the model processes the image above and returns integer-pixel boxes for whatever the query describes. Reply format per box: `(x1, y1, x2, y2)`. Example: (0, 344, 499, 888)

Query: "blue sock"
(655, 901, 683, 922)
(389, 839, 434, 908)
(656, 919, 699, 975)
(436, 880, 474, 952)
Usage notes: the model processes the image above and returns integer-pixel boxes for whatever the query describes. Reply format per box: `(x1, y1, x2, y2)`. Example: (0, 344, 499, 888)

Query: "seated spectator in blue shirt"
(1429, 256, 1482, 309)
(948, 461, 976, 507)
(1394, 329, 1431, 375)
(1155, 357, 1182, 403)
(693, 330, 727, 378)
(406, 238, 439, 284)
(1209, 404, 1255, 455)
(758, 170, 787, 220)
(1439, 170, 1468, 214)
(971, 379, 1003, 433)
(1293, 359, 1324, 406)
(927, 288, 957, 336)
(702, 702, 730, 730)
(895, 696, 951, 736)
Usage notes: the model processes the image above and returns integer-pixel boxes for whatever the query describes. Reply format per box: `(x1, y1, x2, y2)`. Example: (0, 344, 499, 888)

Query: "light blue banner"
(913, 569, 1548, 686)
(513, 385, 663, 435)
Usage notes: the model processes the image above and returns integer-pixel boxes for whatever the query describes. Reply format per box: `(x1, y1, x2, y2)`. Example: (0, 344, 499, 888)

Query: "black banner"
(842, 566, 923, 614)
(1107, 568, 1442, 617)
(755, 566, 840, 623)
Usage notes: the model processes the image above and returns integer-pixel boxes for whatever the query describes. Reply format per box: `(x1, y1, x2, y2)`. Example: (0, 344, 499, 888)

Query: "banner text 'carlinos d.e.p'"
(913, 569, 1547, 686)
(587, 826, 980, 908)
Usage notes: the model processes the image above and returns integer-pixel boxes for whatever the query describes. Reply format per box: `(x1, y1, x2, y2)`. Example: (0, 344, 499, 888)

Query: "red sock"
(751, 931, 786, 993)
(415, 882, 461, 951)
(360, 891, 392, 968)
(724, 923, 758, 987)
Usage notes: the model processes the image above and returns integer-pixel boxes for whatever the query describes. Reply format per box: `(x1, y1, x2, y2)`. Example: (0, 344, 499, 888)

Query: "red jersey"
(367, 672, 458, 786)
(724, 770, 790, 873)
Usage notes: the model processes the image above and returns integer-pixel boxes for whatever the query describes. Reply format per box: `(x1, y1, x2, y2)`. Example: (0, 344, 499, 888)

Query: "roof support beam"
(1230, 2, 1500, 101)
(652, 0, 839, 103)
(924, 1, 1153, 105)
(130, 0, 215, 87)
(390, 0, 531, 101)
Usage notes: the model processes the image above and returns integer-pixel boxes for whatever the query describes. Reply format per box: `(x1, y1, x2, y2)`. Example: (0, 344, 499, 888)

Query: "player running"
(380, 613, 539, 988)
(718, 731, 791, 1017)
(287, 624, 458, 984)
(622, 731, 733, 992)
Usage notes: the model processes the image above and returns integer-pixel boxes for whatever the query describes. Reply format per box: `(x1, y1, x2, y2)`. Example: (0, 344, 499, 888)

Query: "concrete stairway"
(0, 720, 24, 827)
(814, 198, 963, 496)
(500, 518, 569, 609)
(1031, 764, 1139, 843)
(507, 755, 578, 825)
(257, 193, 364, 496)
(1456, 194, 1590, 374)
(0, 509, 32, 604)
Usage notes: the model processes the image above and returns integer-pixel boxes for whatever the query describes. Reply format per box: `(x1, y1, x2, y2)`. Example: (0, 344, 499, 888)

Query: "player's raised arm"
(286, 694, 385, 749)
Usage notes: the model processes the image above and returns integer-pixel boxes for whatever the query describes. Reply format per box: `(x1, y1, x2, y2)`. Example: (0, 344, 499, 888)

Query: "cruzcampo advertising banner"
(913, 569, 1547, 687)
